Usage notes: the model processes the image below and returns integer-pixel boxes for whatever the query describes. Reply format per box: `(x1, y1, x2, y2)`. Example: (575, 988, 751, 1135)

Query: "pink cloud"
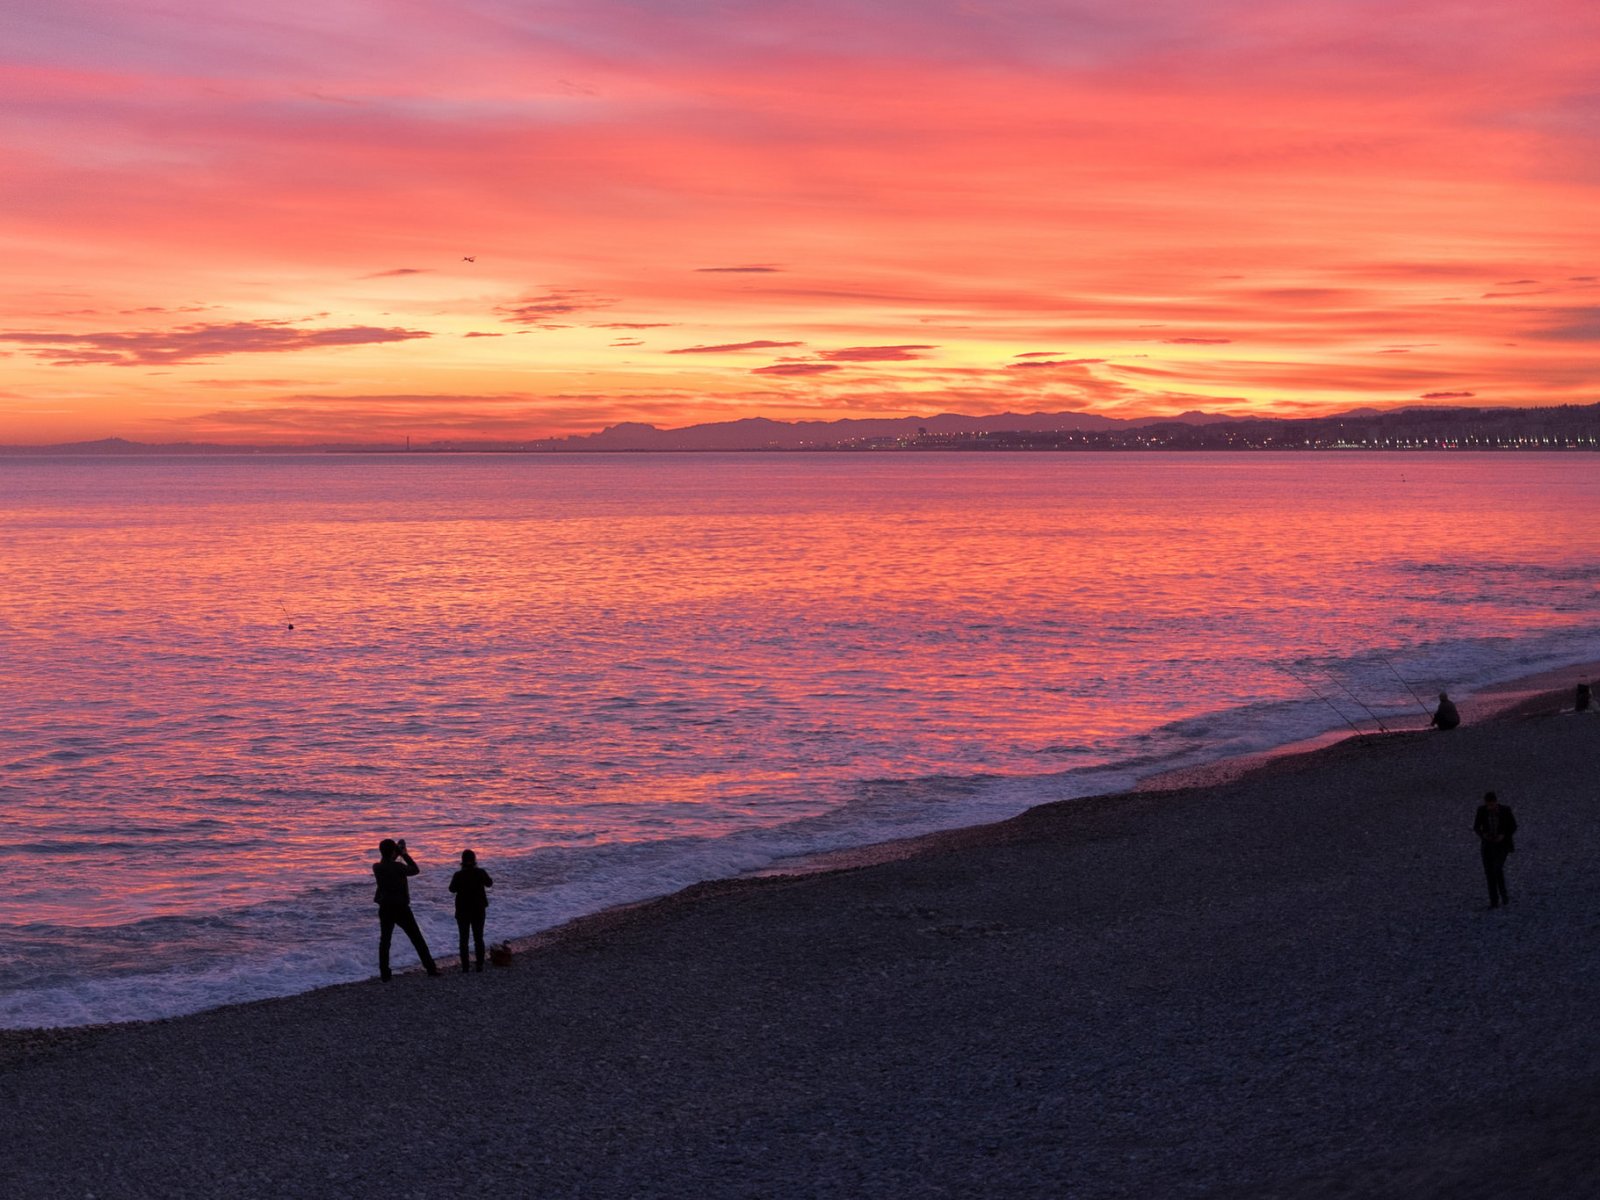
(0, 321, 430, 366)
(667, 340, 805, 354)
(1007, 358, 1107, 369)
(816, 345, 936, 362)
(751, 363, 841, 376)
(497, 292, 614, 325)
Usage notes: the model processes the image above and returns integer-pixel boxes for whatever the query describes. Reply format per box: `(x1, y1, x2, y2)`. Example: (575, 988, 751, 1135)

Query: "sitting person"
(1431, 691, 1460, 730)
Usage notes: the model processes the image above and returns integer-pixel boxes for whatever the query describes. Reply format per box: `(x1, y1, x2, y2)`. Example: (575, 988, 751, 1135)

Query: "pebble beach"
(3, 675, 1598, 1199)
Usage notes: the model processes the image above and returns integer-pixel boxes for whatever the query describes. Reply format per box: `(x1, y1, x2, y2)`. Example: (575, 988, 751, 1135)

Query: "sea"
(2, 451, 1597, 1028)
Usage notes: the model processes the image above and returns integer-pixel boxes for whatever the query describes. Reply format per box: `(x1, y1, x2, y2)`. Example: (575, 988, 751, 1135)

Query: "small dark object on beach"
(489, 942, 514, 967)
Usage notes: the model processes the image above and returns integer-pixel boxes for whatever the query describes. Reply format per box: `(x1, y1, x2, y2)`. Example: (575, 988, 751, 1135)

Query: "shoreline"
(736, 657, 1596, 885)
(2, 658, 1593, 1045)
(4, 667, 1600, 1195)
(1, 661, 1589, 1045)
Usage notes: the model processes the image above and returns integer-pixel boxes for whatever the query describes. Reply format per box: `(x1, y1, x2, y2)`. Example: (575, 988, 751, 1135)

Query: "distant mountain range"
(560, 409, 1238, 451)
(3, 402, 1597, 453)
(0, 409, 1247, 454)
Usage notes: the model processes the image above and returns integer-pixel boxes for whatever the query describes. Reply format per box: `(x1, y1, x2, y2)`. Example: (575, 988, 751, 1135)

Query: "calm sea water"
(2, 452, 1597, 1026)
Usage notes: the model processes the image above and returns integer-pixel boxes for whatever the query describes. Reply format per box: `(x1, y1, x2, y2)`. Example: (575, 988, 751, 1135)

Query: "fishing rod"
(1280, 665, 1369, 742)
(1380, 655, 1432, 717)
(1318, 667, 1390, 733)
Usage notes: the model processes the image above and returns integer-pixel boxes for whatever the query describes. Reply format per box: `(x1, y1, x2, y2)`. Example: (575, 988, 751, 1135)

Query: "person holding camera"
(373, 838, 442, 981)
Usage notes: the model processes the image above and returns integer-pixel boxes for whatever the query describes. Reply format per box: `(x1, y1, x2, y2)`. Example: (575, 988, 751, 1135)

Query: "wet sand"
(3, 681, 1599, 1198)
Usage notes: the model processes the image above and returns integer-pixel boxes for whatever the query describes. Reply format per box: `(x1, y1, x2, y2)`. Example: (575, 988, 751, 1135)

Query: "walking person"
(449, 849, 494, 973)
(373, 838, 442, 980)
(1472, 791, 1517, 909)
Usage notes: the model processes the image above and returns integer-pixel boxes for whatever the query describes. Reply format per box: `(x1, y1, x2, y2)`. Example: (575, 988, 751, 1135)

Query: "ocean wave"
(6, 628, 1596, 1029)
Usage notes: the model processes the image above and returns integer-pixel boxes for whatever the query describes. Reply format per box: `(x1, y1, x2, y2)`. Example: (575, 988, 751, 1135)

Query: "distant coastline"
(4, 400, 1598, 454)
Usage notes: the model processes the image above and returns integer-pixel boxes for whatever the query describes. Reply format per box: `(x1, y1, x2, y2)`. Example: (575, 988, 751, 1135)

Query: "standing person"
(449, 849, 494, 974)
(1472, 791, 1517, 909)
(1575, 682, 1591, 713)
(1431, 691, 1461, 730)
(373, 838, 442, 980)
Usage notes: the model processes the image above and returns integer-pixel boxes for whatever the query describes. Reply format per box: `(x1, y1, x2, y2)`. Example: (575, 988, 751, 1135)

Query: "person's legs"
(1492, 846, 1510, 904)
(457, 916, 471, 973)
(392, 906, 439, 973)
(1482, 844, 1505, 906)
(471, 913, 486, 970)
(378, 911, 396, 980)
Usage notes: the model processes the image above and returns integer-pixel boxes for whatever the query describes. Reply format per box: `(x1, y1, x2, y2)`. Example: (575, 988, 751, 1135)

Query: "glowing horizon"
(3, 0, 1598, 444)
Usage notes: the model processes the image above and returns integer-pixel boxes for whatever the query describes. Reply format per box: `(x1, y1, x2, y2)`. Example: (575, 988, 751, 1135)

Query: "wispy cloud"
(497, 291, 614, 326)
(751, 363, 841, 376)
(816, 344, 936, 362)
(1007, 358, 1107, 369)
(0, 321, 430, 367)
(668, 340, 804, 354)
(1530, 306, 1600, 341)
(695, 265, 782, 273)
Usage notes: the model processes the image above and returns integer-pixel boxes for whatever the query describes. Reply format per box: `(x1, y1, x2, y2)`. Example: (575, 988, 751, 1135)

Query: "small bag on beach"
(489, 942, 514, 967)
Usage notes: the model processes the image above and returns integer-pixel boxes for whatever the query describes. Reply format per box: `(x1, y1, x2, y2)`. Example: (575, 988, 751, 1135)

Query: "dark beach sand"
(3, 679, 1599, 1198)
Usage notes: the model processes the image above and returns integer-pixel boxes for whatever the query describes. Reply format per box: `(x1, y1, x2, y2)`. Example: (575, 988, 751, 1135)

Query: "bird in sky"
(462, 255, 476, 262)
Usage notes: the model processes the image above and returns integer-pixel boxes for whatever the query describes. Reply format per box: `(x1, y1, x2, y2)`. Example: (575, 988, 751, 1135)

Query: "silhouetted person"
(1576, 682, 1591, 713)
(1473, 791, 1517, 909)
(1431, 691, 1460, 730)
(449, 849, 494, 973)
(373, 838, 441, 980)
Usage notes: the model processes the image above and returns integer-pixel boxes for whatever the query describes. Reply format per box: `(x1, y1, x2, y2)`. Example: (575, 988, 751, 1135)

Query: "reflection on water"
(1, 452, 1597, 1024)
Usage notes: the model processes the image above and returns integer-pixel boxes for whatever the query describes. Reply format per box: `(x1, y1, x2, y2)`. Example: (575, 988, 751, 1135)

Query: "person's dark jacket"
(449, 866, 494, 917)
(373, 858, 419, 908)
(1473, 804, 1517, 853)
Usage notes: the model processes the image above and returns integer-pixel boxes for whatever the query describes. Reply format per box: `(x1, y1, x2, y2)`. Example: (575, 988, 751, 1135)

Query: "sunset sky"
(3, 0, 1598, 443)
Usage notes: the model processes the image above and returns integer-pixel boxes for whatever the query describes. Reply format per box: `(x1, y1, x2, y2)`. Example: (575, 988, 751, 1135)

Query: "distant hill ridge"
(3, 402, 1597, 452)
(568, 409, 1237, 450)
